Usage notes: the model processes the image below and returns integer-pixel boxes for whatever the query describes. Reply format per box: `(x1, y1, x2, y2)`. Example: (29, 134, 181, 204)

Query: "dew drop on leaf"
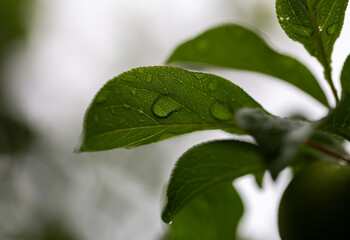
(209, 102, 232, 121)
(146, 75, 152, 83)
(207, 78, 219, 91)
(151, 95, 181, 118)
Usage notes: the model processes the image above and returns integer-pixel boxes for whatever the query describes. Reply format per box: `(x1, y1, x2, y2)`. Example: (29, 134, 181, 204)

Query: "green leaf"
(276, 0, 348, 82)
(235, 108, 314, 179)
(320, 91, 350, 141)
(167, 24, 328, 107)
(78, 67, 262, 151)
(161, 140, 264, 223)
(341, 54, 350, 92)
(163, 183, 244, 240)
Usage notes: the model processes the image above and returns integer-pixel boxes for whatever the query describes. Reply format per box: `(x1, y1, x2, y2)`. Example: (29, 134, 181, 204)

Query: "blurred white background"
(1, 0, 350, 239)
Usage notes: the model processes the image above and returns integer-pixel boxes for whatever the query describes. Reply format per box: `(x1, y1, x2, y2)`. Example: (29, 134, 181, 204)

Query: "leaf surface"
(341, 54, 350, 92)
(161, 140, 264, 223)
(235, 108, 314, 178)
(167, 24, 328, 106)
(78, 67, 262, 151)
(276, 0, 348, 82)
(163, 183, 243, 240)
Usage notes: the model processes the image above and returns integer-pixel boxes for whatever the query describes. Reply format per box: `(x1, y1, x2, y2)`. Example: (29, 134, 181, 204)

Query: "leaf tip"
(161, 202, 172, 224)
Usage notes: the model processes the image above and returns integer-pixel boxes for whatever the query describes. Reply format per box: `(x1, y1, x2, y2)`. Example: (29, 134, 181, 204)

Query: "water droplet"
(279, 17, 284, 21)
(94, 114, 100, 122)
(129, 87, 137, 95)
(326, 23, 337, 36)
(95, 95, 106, 104)
(207, 78, 219, 91)
(318, 26, 323, 32)
(209, 103, 232, 121)
(123, 104, 131, 109)
(286, 17, 290, 21)
(146, 75, 152, 83)
(195, 39, 211, 54)
(151, 95, 181, 118)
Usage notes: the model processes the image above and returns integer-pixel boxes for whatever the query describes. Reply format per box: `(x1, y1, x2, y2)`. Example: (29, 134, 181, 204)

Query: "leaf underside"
(164, 183, 244, 240)
(341, 54, 350, 92)
(78, 66, 262, 151)
(167, 24, 328, 107)
(162, 140, 264, 223)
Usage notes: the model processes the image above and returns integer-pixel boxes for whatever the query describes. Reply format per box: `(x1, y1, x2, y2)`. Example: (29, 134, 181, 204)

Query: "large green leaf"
(235, 108, 314, 179)
(163, 183, 244, 240)
(341, 54, 350, 92)
(276, 0, 348, 83)
(167, 24, 328, 107)
(78, 67, 262, 151)
(161, 140, 264, 223)
(320, 91, 350, 141)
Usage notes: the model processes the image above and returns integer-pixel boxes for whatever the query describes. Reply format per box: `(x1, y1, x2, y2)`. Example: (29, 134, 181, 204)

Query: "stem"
(306, 0, 339, 104)
(306, 140, 350, 163)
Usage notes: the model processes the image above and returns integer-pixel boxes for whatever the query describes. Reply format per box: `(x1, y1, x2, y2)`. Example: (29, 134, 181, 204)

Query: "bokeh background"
(1, 0, 349, 239)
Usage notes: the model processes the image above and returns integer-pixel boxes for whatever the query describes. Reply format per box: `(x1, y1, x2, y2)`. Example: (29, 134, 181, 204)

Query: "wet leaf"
(78, 67, 262, 151)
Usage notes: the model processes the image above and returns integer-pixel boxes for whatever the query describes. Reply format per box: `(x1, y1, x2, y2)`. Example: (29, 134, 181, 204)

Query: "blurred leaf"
(0, 113, 32, 153)
(167, 24, 328, 107)
(276, 0, 348, 82)
(161, 140, 264, 223)
(341, 54, 350, 92)
(320, 91, 350, 141)
(163, 183, 244, 240)
(78, 66, 262, 151)
(235, 108, 314, 179)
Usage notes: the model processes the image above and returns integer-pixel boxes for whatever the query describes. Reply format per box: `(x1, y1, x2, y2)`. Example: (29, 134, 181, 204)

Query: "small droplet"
(209, 103, 232, 121)
(123, 104, 131, 109)
(279, 17, 284, 21)
(286, 17, 290, 21)
(94, 114, 100, 122)
(326, 23, 337, 36)
(207, 78, 219, 91)
(146, 75, 152, 83)
(129, 87, 137, 95)
(318, 26, 323, 32)
(151, 95, 181, 118)
(95, 95, 106, 104)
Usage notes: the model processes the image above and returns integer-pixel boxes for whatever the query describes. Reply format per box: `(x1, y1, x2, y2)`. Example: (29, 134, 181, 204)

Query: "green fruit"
(278, 161, 350, 240)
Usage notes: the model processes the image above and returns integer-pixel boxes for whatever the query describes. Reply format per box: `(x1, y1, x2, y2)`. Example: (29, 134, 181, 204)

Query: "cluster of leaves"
(78, 0, 350, 239)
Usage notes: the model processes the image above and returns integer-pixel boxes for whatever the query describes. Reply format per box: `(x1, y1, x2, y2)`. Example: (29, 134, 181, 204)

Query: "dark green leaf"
(167, 24, 328, 107)
(276, 0, 348, 81)
(78, 67, 262, 151)
(235, 108, 314, 179)
(163, 183, 244, 240)
(320, 91, 350, 141)
(161, 140, 264, 223)
(341, 54, 350, 92)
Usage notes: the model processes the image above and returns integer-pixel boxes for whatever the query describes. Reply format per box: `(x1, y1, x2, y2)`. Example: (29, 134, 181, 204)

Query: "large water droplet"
(207, 78, 219, 91)
(151, 96, 181, 118)
(209, 103, 232, 121)
(326, 23, 337, 36)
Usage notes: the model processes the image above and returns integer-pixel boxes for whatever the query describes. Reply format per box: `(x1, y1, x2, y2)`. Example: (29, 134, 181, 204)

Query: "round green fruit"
(278, 161, 350, 240)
